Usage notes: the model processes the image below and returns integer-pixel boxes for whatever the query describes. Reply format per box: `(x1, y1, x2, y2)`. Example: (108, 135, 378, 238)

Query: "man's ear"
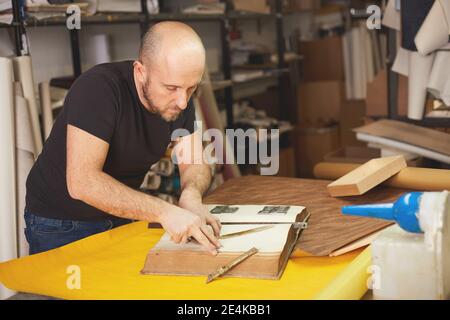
(133, 60, 147, 84)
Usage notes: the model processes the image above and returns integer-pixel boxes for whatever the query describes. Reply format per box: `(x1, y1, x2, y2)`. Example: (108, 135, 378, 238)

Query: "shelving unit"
(3, 0, 298, 129)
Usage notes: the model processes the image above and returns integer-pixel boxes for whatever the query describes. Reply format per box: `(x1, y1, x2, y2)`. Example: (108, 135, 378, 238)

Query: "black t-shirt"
(25, 61, 195, 221)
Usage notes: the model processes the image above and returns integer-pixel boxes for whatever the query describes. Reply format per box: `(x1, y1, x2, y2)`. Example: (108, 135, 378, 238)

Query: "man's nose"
(176, 89, 188, 110)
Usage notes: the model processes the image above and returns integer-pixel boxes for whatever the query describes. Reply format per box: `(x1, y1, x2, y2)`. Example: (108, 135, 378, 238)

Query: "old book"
(141, 204, 309, 280)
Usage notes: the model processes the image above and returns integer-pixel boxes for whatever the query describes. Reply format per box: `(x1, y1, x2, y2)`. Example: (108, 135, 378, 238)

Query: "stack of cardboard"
(294, 35, 346, 177)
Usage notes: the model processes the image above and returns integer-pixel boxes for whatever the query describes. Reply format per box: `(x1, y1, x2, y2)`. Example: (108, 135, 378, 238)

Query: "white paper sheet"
(153, 224, 292, 254)
(0, 57, 18, 300)
(415, 0, 450, 56)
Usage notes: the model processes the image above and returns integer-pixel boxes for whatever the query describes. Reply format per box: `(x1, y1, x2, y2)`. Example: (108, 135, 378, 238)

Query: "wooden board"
(326, 155, 407, 197)
(354, 119, 450, 156)
(204, 175, 408, 256)
(357, 132, 450, 164)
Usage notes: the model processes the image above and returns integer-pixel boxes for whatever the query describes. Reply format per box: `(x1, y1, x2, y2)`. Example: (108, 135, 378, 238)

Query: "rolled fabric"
(415, 0, 450, 56)
(314, 162, 450, 191)
(314, 162, 360, 180)
(12, 56, 42, 154)
(315, 246, 371, 300)
(0, 57, 18, 300)
(39, 82, 54, 140)
(14, 82, 35, 257)
(408, 52, 435, 120)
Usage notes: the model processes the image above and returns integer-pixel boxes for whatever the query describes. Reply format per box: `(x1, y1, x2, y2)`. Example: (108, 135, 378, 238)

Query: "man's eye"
(167, 86, 177, 91)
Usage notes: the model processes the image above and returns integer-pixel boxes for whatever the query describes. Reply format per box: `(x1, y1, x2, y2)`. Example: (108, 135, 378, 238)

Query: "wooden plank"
(354, 119, 450, 156)
(326, 155, 407, 197)
(204, 175, 408, 256)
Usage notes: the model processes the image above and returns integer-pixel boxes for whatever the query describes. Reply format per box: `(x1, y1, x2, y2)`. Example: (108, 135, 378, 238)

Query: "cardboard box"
(277, 147, 297, 177)
(248, 86, 280, 119)
(294, 125, 341, 178)
(340, 99, 366, 147)
(280, 0, 321, 12)
(232, 0, 271, 14)
(297, 80, 344, 126)
(299, 36, 345, 82)
(324, 146, 380, 164)
(366, 70, 408, 117)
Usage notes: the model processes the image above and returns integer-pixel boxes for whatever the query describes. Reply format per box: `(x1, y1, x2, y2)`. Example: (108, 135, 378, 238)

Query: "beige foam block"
(327, 155, 407, 197)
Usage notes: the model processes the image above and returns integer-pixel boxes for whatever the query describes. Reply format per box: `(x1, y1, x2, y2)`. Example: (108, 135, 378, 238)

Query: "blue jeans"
(24, 211, 131, 255)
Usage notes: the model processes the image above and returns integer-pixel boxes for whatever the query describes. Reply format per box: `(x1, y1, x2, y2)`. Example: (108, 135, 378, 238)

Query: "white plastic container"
(372, 191, 450, 300)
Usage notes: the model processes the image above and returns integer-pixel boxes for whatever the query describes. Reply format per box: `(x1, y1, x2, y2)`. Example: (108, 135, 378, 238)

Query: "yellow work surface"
(0, 221, 363, 300)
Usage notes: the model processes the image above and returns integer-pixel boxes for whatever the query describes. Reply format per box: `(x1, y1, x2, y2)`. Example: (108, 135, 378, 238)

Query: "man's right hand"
(158, 204, 221, 255)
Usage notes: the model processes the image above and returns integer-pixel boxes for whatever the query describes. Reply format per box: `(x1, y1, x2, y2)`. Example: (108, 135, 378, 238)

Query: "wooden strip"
(326, 155, 407, 197)
(329, 229, 383, 257)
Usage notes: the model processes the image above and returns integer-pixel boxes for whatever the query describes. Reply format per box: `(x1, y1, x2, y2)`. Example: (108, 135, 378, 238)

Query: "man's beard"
(142, 79, 182, 122)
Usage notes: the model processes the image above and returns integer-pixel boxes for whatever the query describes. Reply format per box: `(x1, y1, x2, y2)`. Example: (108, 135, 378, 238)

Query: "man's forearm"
(180, 164, 211, 200)
(69, 170, 169, 222)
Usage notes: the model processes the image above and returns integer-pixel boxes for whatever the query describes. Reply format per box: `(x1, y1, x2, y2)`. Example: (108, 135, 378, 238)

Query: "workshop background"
(1, 0, 450, 300)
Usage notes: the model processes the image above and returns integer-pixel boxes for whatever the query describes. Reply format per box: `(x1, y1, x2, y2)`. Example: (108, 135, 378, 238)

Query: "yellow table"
(0, 221, 366, 300)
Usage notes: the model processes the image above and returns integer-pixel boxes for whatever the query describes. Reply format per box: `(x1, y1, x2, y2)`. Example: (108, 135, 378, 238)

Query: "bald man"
(24, 22, 221, 255)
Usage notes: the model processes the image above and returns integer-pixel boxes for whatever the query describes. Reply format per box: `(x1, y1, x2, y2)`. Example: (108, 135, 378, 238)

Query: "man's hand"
(178, 188, 222, 237)
(158, 203, 221, 255)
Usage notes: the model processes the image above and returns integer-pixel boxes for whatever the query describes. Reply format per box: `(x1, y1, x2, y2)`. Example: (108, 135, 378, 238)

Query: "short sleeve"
(182, 99, 196, 135)
(65, 71, 118, 144)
